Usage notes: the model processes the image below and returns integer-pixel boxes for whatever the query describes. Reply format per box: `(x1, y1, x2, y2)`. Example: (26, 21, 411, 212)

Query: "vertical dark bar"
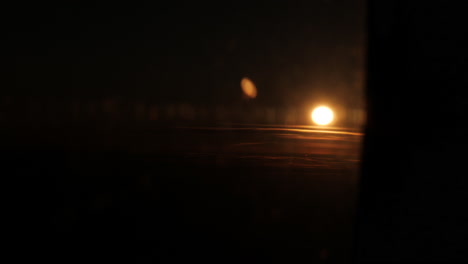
(355, 1, 405, 261)
(356, 0, 468, 261)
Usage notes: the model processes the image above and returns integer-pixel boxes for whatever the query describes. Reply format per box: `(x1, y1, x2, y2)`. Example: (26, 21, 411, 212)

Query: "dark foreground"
(5, 125, 362, 262)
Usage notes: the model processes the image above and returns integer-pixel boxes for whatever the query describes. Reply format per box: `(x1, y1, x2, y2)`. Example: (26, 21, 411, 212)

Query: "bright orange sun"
(311, 106, 334, 125)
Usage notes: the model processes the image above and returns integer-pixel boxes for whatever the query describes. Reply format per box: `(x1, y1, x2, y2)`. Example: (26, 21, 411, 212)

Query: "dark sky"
(12, 1, 364, 108)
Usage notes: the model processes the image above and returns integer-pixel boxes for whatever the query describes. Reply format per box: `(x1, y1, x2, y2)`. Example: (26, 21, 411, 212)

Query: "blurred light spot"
(241, 77, 257, 99)
(179, 104, 195, 120)
(312, 106, 334, 125)
(103, 98, 118, 114)
(149, 105, 158, 121)
(135, 103, 146, 121)
(166, 105, 176, 119)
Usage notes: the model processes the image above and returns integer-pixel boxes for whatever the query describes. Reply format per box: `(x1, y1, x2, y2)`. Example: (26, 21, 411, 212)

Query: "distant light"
(311, 106, 334, 125)
(241, 77, 257, 99)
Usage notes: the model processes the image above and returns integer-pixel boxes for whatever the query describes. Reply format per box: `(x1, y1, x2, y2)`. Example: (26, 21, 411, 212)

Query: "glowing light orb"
(241, 77, 257, 99)
(311, 106, 334, 125)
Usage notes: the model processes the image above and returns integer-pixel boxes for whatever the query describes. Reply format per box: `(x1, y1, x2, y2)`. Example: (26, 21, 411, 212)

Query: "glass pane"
(8, 0, 365, 261)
